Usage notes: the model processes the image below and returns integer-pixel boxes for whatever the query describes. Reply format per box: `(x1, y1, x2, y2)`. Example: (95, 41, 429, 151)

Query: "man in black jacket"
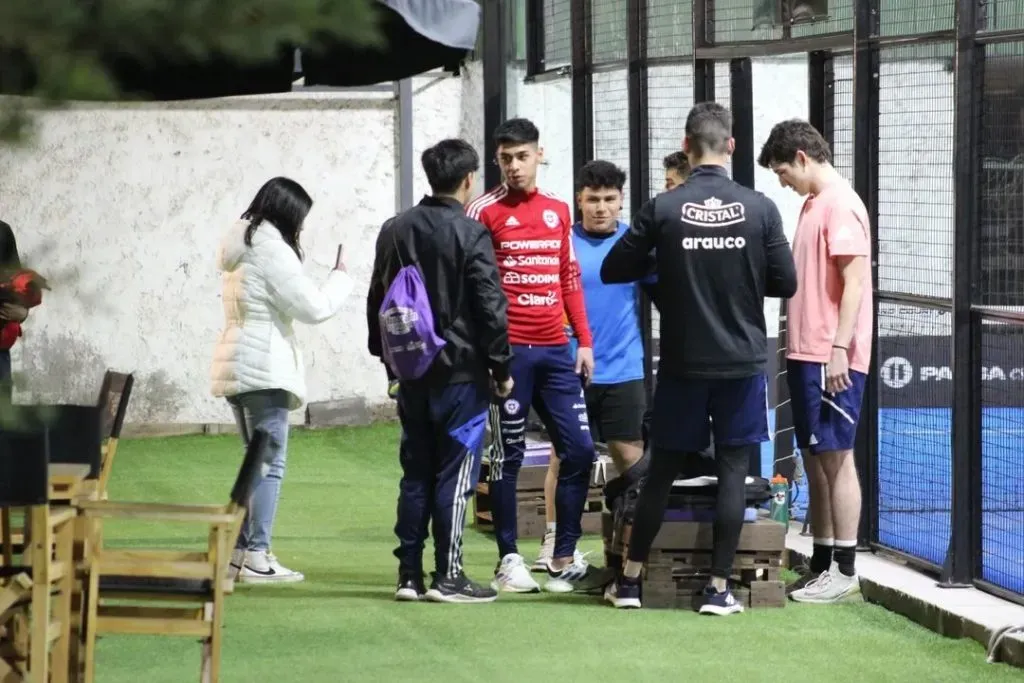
(601, 102, 798, 615)
(367, 138, 514, 604)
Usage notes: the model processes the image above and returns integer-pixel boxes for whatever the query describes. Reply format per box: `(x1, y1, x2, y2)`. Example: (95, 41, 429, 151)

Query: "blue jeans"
(228, 390, 290, 552)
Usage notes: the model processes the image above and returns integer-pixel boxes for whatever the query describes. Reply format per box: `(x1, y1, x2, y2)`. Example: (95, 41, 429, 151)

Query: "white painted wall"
(0, 64, 485, 425)
(505, 64, 575, 206)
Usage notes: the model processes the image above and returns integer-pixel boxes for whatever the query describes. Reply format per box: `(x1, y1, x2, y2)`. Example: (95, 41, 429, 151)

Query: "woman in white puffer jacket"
(211, 176, 352, 584)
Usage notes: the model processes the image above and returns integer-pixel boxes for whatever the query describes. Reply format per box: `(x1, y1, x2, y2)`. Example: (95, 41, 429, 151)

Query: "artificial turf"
(93, 423, 1021, 683)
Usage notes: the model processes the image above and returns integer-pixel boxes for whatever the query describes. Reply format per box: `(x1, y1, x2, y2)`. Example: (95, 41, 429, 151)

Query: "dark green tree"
(0, 0, 383, 427)
(0, 0, 383, 143)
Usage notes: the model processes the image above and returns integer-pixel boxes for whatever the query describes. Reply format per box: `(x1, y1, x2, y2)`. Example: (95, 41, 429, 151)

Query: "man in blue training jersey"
(532, 161, 653, 587)
(572, 161, 650, 475)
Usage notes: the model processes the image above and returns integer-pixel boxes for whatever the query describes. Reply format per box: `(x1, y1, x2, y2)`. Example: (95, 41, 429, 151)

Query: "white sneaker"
(238, 550, 305, 584)
(789, 567, 860, 603)
(532, 530, 555, 572)
(491, 553, 541, 593)
(227, 548, 245, 581)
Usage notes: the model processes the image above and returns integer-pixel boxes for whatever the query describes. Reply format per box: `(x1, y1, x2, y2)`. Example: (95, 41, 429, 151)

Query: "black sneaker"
(544, 557, 615, 595)
(698, 585, 745, 616)
(613, 576, 642, 609)
(424, 572, 498, 604)
(395, 574, 427, 602)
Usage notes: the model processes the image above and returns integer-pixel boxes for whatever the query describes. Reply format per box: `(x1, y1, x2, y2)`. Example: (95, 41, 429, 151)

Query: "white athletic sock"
(545, 522, 556, 533)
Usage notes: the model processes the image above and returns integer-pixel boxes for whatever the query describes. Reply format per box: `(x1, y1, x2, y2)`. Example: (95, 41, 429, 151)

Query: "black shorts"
(585, 379, 647, 444)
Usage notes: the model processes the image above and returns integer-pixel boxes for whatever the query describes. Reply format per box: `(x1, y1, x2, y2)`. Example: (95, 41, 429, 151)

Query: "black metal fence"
(481, 0, 1024, 604)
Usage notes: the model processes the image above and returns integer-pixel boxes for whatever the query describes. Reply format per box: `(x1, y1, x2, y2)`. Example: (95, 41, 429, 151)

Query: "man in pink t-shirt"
(759, 120, 872, 605)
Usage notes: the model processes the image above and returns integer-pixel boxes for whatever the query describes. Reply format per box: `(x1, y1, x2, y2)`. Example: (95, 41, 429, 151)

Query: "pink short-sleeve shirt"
(787, 179, 873, 374)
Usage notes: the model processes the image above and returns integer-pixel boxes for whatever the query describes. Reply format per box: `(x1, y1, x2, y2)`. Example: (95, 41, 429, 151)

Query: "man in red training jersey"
(468, 118, 604, 594)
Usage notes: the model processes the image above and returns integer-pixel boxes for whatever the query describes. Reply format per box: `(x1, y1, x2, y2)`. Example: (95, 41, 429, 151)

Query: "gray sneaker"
(786, 569, 826, 595)
(790, 567, 860, 603)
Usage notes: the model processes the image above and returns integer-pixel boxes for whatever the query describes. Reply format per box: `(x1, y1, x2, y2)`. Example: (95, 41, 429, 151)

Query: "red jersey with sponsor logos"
(467, 185, 593, 347)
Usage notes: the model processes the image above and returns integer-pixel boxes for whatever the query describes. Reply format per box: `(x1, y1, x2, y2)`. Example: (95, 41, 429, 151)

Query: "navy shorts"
(649, 373, 769, 452)
(786, 359, 867, 455)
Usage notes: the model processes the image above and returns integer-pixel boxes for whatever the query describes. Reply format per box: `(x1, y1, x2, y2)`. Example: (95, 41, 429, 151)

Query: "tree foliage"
(0, 0, 383, 143)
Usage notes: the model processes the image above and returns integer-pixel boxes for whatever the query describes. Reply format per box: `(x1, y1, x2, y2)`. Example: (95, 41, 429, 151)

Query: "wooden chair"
(94, 371, 134, 499)
(80, 427, 268, 683)
(0, 424, 79, 683)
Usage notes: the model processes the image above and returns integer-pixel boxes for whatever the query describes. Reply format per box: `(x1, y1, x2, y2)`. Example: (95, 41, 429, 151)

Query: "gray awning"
(380, 0, 481, 50)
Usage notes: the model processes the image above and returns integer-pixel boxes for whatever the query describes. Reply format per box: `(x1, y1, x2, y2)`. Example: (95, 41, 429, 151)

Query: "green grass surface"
(95, 423, 1019, 683)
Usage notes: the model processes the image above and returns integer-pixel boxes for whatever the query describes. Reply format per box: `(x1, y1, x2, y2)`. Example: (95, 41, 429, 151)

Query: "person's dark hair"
(684, 102, 733, 156)
(757, 119, 833, 168)
(241, 177, 311, 261)
(663, 151, 690, 175)
(421, 139, 480, 195)
(493, 117, 540, 147)
(576, 160, 626, 192)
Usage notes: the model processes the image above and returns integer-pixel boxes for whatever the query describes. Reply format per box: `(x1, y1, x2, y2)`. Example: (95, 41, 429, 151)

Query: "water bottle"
(769, 474, 790, 526)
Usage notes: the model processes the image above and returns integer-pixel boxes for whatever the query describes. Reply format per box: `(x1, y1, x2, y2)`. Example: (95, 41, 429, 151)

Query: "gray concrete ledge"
(786, 523, 1024, 668)
(120, 400, 398, 439)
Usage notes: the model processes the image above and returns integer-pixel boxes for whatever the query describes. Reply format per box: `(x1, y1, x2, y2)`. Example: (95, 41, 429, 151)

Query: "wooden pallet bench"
(473, 440, 616, 540)
(602, 509, 787, 610)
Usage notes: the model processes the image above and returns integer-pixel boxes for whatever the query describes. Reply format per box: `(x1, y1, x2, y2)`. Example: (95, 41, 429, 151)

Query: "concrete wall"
(0, 63, 485, 427)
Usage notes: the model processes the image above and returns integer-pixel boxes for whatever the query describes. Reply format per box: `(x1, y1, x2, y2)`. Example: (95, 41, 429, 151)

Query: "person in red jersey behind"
(467, 118, 606, 595)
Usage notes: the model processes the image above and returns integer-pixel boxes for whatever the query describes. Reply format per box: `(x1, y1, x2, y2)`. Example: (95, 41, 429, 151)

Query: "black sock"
(834, 545, 856, 577)
(810, 543, 834, 574)
(623, 449, 651, 481)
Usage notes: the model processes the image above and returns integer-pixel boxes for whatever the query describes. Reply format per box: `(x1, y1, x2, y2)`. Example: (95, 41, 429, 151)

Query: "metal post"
(692, 0, 715, 103)
(941, 0, 982, 589)
(822, 55, 835, 149)
(729, 58, 754, 190)
(394, 79, 414, 212)
(627, 0, 652, 401)
(571, 0, 594, 223)
(482, 0, 508, 189)
(808, 51, 827, 137)
(852, 0, 880, 550)
(526, 0, 547, 77)
(729, 55, 756, 477)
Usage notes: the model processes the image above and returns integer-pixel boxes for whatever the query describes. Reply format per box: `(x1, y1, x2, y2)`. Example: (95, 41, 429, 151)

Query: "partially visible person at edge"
(0, 221, 29, 405)
(210, 177, 353, 585)
(533, 161, 652, 587)
(367, 138, 514, 604)
(663, 151, 692, 191)
(467, 117, 605, 594)
(758, 119, 872, 604)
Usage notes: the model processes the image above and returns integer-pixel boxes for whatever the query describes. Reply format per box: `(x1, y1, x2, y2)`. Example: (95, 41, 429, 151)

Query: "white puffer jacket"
(210, 219, 353, 410)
